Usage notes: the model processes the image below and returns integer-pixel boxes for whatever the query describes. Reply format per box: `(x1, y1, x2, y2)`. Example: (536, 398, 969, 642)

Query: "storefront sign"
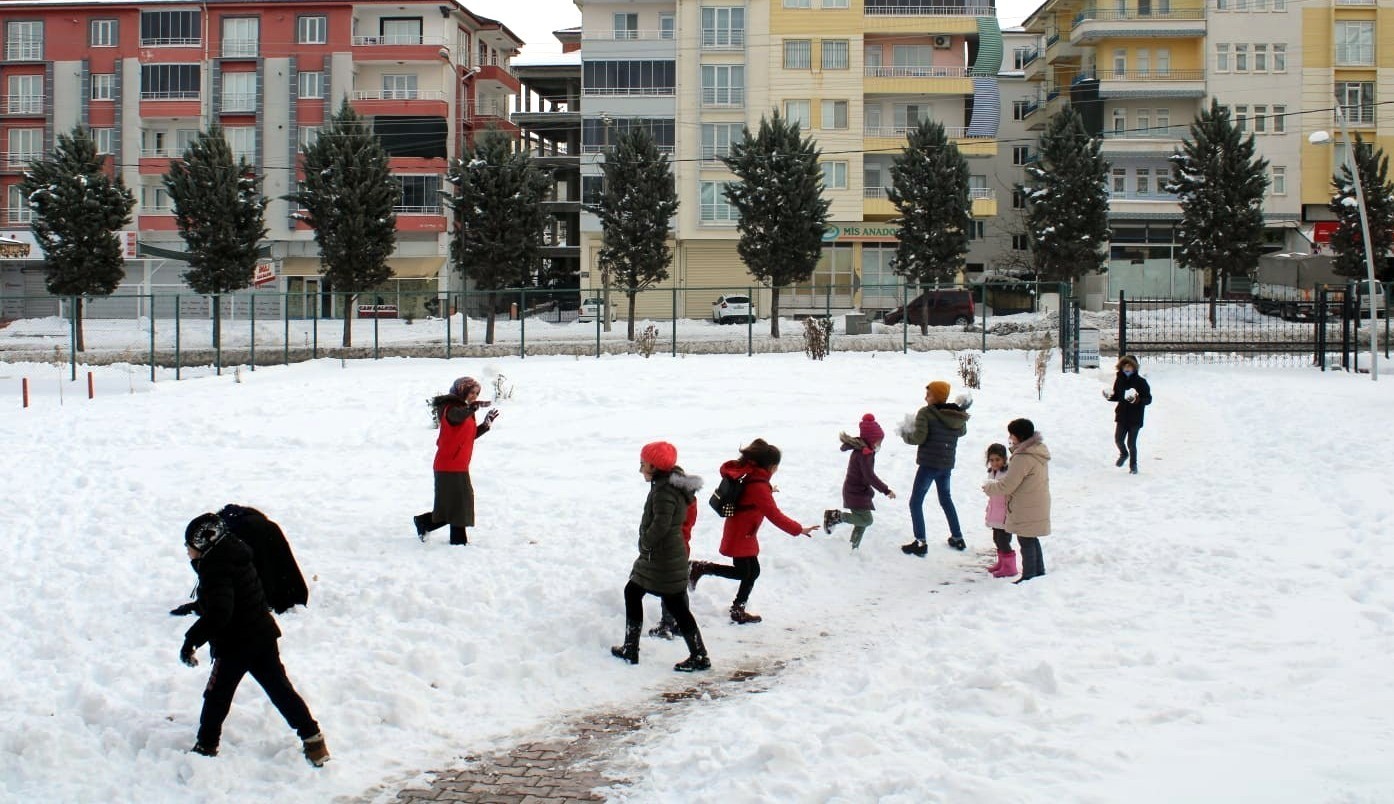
(252, 260, 277, 286)
(823, 222, 900, 243)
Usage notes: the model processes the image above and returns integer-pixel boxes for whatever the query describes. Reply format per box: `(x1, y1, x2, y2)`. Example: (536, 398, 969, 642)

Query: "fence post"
(283, 291, 290, 366)
(901, 283, 909, 354)
(250, 293, 256, 371)
(149, 294, 156, 383)
(595, 290, 602, 358)
(1117, 291, 1127, 357)
(445, 293, 453, 359)
(175, 294, 182, 381)
(519, 288, 526, 359)
(671, 284, 677, 357)
(1072, 295, 1081, 374)
(69, 296, 77, 381)
(981, 283, 987, 353)
(214, 295, 222, 377)
(747, 286, 753, 357)
(311, 293, 319, 359)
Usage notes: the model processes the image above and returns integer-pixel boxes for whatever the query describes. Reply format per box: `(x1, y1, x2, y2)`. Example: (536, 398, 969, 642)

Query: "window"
(820, 161, 847, 189)
(1137, 108, 1151, 133)
(823, 0, 850, 7)
(1337, 82, 1375, 125)
(581, 117, 676, 153)
(140, 10, 200, 46)
(1253, 44, 1267, 72)
(865, 103, 882, 130)
(141, 185, 173, 212)
(784, 100, 811, 129)
(784, 0, 812, 6)
(1273, 0, 1285, 9)
(1216, 0, 1227, 9)
(93, 128, 114, 155)
(1013, 100, 1032, 120)
(1012, 188, 1025, 209)
(5, 75, 42, 113)
(221, 17, 258, 57)
(822, 40, 849, 70)
(298, 71, 324, 99)
(701, 7, 745, 49)
(1012, 234, 1029, 251)
(1156, 108, 1170, 135)
(1215, 43, 1230, 71)
(140, 64, 200, 99)
(1113, 108, 1127, 134)
(865, 44, 882, 69)
(784, 39, 812, 69)
(298, 126, 320, 149)
(222, 72, 257, 112)
(1235, 44, 1248, 72)
(1234, 105, 1248, 132)
(864, 164, 883, 196)
(1272, 104, 1286, 133)
(382, 74, 418, 100)
(7, 127, 41, 166)
(701, 123, 742, 161)
(1253, 0, 1267, 10)
(659, 14, 675, 40)
(893, 44, 934, 72)
(821, 100, 848, 129)
(7, 185, 32, 223)
(700, 64, 744, 106)
(91, 73, 115, 101)
(5, 21, 42, 60)
(1156, 48, 1170, 76)
(1136, 49, 1150, 75)
(1273, 43, 1286, 72)
(1013, 145, 1030, 165)
(1254, 105, 1267, 133)
(581, 176, 604, 206)
(700, 181, 737, 222)
(398, 175, 442, 212)
(893, 104, 930, 129)
(1335, 22, 1374, 66)
(967, 220, 985, 240)
(380, 18, 423, 45)
(1136, 168, 1151, 195)
(297, 16, 327, 44)
(1271, 166, 1286, 195)
(90, 19, 117, 47)
(1112, 167, 1128, 194)
(584, 60, 678, 95)
(225, 126, 255, 162)
(1113, 49, 1127, 77)
(612, 13, 637, 40)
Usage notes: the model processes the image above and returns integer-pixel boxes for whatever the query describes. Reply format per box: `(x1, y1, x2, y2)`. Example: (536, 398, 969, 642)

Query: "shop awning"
(279, 256, 444, 278)
(137, 242, 272, 261)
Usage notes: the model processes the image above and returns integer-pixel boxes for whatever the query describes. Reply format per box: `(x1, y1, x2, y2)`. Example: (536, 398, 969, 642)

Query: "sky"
(473, 0, 1040, 57)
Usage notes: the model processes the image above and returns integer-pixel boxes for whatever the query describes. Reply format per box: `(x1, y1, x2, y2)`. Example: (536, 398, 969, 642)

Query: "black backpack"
(708, 475, 746, 517)
(218, 505, 309, 614)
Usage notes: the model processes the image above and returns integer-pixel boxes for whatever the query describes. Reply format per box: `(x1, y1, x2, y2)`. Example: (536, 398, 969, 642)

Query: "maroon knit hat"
(450, 376, 481, 398)
(858, 414, 885, 445)
(640, 441, 678, 472)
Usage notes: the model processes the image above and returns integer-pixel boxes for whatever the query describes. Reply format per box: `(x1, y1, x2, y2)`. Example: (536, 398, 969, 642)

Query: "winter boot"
(947, 535, 967, 551)
(986, 552, 1004, 573)
(990, 551, 1018, 578)
(302, 734, 330, 767)
(1115, 453, 1128, 468)
(189, 742, 218, 758)
(823, 509, 842, 533)
(688, 561, 712, 590)
(647, 611, 679, 640)
(610, 622, 641, 664)
(900, 540, 928, 557)
(729, 603, 763, 625)
(413, 513, 432, 542)
(674, 630, 711, 673)
(448, 526, 468, 546)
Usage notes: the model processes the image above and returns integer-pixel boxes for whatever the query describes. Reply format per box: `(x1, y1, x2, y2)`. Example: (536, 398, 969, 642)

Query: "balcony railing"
(865, 125, 975, 139)
(701, 149, 734, 163)
(581, 86, 676, 96)
(140, 147, 187, 158)
(1335, 0, 1376, 5)
(865, 65, 970, 78)
(141, 90, 201, 101)
(1335, 47, 1375, 67)
(1074, 7, 1205, 22)
(351, 89, 448, 101)
(140, 205, 175, 214)
(7, 208, 34, 223)
(352, 35, 449, 47)
(864, 3, 995, 15)
(1100, 69, 1204, 81)
(1046, 30, 1060, 47)
(139, 37, 200, 47)
(865, 186, 889, 198)
(701, 31, 746, 49)
(1339, 106, 1375, 125)
(3, 152, 39, 169)
(4, 42, 42, 60)
(220, 39, 258, 57)
(221, 93, 258, 112)
(1016, 48, 1040, 69)
(467, 101, 512, 119)
(584, 29, 676, 41)
(1102, 127, 1180, 139)
(394, 205, 443, 215)
(1108, 191, 1179, 201)
(4, 97, 43, 114)
(701, 89, 746, 106)
(582, 144, 675, 155)
(969, 187, 994, 200)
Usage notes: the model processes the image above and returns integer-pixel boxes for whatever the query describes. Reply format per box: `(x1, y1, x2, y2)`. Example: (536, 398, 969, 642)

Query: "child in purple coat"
(823, 414, 897, 549)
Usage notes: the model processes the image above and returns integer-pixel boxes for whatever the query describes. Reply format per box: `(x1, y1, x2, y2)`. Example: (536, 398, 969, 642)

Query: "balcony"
(3, 42, 42, 61)
(6, 208, 34, 224)
(1095, 69, 1205, 99)
(465, 101, 518, 133)
(474, 64, 520, 94)
(701, 88, 745, 108)
(970, 187, 997, 218)
(351, 35, 452, 62)
(863, 126, 996, 156)
(1337, 106, 1375, 127)
(1106, 190, 1181, 218)
(701, 30, 746, 50)
(584, 29, 677, 42)
(865, 65, 972, 95)
(139, 36, 199, 47)
(350, 89, 448, 117)
(1, 152, 39, 171)
(393, 205, 446, 232)
(863, 186, 895, 220)
(1100, 127, 1183, 157)
(2, 97, 43, 116)
(220, 94, 258, 114)
(864, 4, 988, 34)
(220, 39, 258, 58)
(1070, 6, 1205, 44)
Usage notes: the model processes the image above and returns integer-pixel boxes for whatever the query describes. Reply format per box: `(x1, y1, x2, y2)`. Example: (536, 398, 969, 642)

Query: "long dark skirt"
(432, 470, 475, 527)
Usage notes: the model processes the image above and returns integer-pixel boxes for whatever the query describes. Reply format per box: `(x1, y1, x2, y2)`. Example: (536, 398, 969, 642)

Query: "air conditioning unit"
(933, 35, 953, 49)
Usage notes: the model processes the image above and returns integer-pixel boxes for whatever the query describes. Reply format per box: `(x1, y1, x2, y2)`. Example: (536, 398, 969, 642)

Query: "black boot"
(674, 629, 711, 672)
(688, 561, 711, 590)
(647, 610, 678, 640)
(610, 622, 641, 664)
(413, 513, 433, 542)
(947, 535, 966, 551)
(823, 509, 842, 533)
(449, 525, 468, 546)
(729, 602, 762, 625)
(901, 540, 928, 557)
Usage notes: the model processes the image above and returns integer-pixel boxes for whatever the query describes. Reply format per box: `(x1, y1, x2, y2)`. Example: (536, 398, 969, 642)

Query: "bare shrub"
(634, 324, 660, 358)
(1032, 333, 1053, 400)
(803, 316, 832, 360)
(955, 351, 981, 389)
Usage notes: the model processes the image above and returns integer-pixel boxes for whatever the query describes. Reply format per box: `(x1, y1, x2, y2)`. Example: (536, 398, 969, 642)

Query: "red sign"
(252, 261, 276, 286)
(1312, 221, 1338, 244)
(356, 304, 398, 319)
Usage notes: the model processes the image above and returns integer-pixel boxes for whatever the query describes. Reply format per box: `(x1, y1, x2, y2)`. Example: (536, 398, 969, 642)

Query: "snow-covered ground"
(1, 351, 1391, 803)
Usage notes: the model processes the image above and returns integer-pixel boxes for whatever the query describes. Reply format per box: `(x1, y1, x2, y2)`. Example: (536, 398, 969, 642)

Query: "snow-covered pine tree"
(1328, 134, 1394, 282)
(887, 119, 971, 334)
(597, 126, 679, 340)
(1023, 107, 1110, 284)
(720, 111, 830, 338)
(445, 129, 549, 345)
(164, 125, 268, 350)
(18, 127, 135, 352)
(284, 101, 397, 348)
(1167, 100, 1268, 323)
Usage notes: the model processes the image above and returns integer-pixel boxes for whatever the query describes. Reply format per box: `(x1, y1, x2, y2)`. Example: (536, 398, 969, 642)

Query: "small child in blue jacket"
(823, 414, 897, 549)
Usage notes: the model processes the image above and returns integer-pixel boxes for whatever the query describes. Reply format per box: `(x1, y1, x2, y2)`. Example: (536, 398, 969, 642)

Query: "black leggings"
(1114, 422, 1142, 469)
(701, 556, 761, 605)
(992, 527, 1014, 553)
(624, 581, 699, 636)
(1019, 537, 1046, 580)
(198, 642, 319, 748)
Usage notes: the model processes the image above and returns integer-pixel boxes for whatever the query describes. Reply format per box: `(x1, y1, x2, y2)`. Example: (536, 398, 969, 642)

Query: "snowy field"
(1, 350, 1391, 803)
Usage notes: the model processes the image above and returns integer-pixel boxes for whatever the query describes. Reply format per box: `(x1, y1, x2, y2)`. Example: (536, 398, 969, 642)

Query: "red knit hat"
(858, 413, 885, 446)
(640, 441, 678, 472)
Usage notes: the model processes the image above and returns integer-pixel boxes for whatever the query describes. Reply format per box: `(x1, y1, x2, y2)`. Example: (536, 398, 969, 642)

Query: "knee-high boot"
(610, 622, 641, 664)
(674, 628, 710, 672)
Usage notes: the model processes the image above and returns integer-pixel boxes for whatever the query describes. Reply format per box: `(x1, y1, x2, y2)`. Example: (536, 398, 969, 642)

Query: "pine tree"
(1328, 134, 1394, 281)
(164, 125, 267, 350)
(18, 127, 135, 352)
(887, 119, 971, 334)
(721, 111, 830, 338)
(1168, 100, 1269, 323)
(1023, 107, 1110, 284)
(285, 101, 398, 348)
(597, 127, 679, 340)
(445, 130, 549, 344)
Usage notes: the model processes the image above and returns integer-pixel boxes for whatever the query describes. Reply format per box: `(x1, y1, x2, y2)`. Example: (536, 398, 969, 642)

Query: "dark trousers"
(992, 527, 1014, 553)
(197, 641, 319, 749)
(623, 581, 699, 636)
(910, 465, 962, 542)
(1018, 537, 1046, 580)
(416, 514, 468, 545)
(701, 556, 761, 605)
(1114, 422, 1142, 470)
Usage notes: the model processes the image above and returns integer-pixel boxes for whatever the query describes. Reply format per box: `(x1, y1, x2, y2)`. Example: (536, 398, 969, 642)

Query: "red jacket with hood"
(717, 460, 805, 558)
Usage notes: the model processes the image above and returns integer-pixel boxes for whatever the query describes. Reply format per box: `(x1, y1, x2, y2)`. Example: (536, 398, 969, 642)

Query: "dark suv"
(882, 290, 975, 327)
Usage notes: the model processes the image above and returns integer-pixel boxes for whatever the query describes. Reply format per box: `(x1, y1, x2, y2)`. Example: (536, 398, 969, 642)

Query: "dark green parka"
(630, 469, 703, 595)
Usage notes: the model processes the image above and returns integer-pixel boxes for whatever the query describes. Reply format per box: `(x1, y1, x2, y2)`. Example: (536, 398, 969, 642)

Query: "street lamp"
(1310, 105, 1380, 380)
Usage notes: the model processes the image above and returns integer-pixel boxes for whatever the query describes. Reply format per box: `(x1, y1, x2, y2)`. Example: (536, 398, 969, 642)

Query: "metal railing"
(864, 125, 979, 139)
(1074, 7, 1205, 22)
(220, 93, 258, 112)
(582, 86, 676, 97)
(351, 89, 447, 102)
(700, 89, 745, 106)
(140, 91, 201, 101)
(351, 35, 449, 47)
(1100, 69, 1204, 81)
(865, 65, 970, 78)
(138, 37, 200, 46)
(393, 205, 443, 215)
(864, 4, 995, 15)
(4, 97, 43, 114)
(4, 42, 43, 60)
(3, 152, 39, 168)
(701, 31, 746, 49)
(1101, 127, 1180, 139)
(220, 39, 258, 57)
(584, 29, 676, 41)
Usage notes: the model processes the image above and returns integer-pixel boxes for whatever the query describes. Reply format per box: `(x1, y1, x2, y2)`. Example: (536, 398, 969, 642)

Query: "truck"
(1252, 253, 1385, 321)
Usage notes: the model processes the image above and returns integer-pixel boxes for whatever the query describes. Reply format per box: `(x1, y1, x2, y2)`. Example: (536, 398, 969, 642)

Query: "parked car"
(882, 290, 975, 327)
(577, 297, 614, 324)
(712, 294, 754, 324)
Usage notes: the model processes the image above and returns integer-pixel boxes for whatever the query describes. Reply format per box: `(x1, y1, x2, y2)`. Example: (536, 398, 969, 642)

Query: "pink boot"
(990, 551, 1018, 578)
(986, 553, 1003, 573)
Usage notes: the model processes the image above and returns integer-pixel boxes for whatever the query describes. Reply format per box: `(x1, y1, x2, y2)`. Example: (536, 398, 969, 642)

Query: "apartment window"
(1012, 234, 1029, 251)
(1156, 48, 1170, 76)
(380, 18, 423, 45)
(221, 17, 259, 57)
(1253, 44, 1267, 72)
(1234, 105, 1248, 132)
(1215, 43, 1230, 71)
(1335, 22, 1374, 66)
(823, 0, 850, 6)
(6, 75, 42, 113)
(221, 72, 257, 111)
(821, 100, 848, 129)
(701, 123, 742, 161)
(91, 74, 115, 101)
(967, 220, 985, 240)
(1012, 188, 1025, 209)
(298, 126, 320, 149)
(1337, 82, 1374, 125)
(893, 44, 934, 72)
(297, 16, 327, 44)
(1156, 108, 1170, 135)
(1137, 108, 1151, 133)
(584, 60, 678, 95)
(1136, 168, 1151, 195)
(1112, 108, 1127, 134)
(1253, 0, 1267, 10)
(700, 64, 744, 106)
(7, 128, 41, 165)
(1235, 44, 1248, 72)
(785, 0, 813, 6)
(93, 128, 114, 155)
(581, 117, 676, 153)
(1113, 49, 1127, 77)
(225, 126, 255, 162)
(8, 185, 33, 223)
(1273, 0, 1285, 9)
(1013, 99, 1031, 120)
(398, 175, 442, 212)
(784, 39, 812, 70)
(821, 161, 848, 189)
(700, 181, 737, 222)
(141, 185, 173, 212)
(1254, 105, 1267, 133)
(865, 44, 883, 69)
(659, 14, 675, 40)
(1273, 43, 1286, 72)
(785, 100, 811, 129)
(140, 10, 200, 46)
(1215, 0, 1227, 9)
(90, 19, 117, 47)
(382, 74, 418, 100)
(1272, 104, 1286, 133)
(1112, 167, 1127, 194)
(701, 7, 745, 48)
(612, 13, 638, 40)
(141, 64, 200, 99)
(1136, 49, 1150, 75)
(5, 21, 43, 60)
(893, 104, 931, 129)
(822, 40, 849, 70)
(1013, 145, 1030, 165)
(581, 176, 604, 206)
(298, 71, 325, 99)
(1271, 166, 1286, 195)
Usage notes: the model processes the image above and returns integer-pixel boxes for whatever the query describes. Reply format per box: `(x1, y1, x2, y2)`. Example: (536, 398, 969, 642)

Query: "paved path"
(382, 664, 782, 803)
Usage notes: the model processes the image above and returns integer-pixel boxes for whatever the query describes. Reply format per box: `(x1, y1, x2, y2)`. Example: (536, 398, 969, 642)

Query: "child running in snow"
(983, 443, 1016, 578)
(689, 439, 818, 624)
(649, 492, 699, 640)
(823, 414, 896, 549)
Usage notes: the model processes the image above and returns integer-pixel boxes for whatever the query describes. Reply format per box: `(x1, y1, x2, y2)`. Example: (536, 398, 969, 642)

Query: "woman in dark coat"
(1103, 355, 1151, 475)
(611, 441, 710, 672)
(414, 376, 499, 545)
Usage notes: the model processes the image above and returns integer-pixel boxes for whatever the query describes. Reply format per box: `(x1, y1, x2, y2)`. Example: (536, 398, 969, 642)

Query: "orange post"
(22, 377, 28, 408)
(87, 372, 94, 399)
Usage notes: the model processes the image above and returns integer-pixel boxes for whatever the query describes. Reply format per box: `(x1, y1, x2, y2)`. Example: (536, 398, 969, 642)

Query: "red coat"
(717, 461, 805, 558)
(433, 402, 480, 472)
(682, 500, 697, 555)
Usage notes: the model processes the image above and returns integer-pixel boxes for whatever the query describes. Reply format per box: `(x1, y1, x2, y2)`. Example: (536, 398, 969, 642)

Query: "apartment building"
(574, 0, 1005, 319)
(0, 0, 522, 319)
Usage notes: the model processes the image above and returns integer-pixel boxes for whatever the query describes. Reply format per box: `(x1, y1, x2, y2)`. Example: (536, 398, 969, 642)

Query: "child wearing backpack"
(689, 439, 818, 624)
(823, 414, 896, 550)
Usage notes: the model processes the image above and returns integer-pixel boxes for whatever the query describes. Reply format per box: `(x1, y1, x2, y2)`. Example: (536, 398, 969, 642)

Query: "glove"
(169, 602, 198, 617)
(1101, 388, 1111, 400)
(483, 408, 500, 425)
(179, 642, 198, 668)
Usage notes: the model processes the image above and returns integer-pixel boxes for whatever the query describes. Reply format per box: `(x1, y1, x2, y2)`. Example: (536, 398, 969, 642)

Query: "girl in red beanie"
(823, 414, 896, 549)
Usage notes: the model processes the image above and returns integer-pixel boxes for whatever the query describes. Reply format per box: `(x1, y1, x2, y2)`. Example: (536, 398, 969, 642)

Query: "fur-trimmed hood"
(661, 468, 704, 502)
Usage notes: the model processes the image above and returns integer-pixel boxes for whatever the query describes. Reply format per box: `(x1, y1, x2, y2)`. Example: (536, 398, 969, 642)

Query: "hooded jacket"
(1107, 371, 1152, 428)
(718, 461, 805, 558)
(432, 395, 493, 472)
(183, 536, 281, 658)
(630, 468, 704, 595)
(981, 434, 1051, 538)
(840, 433, 891, 510)
(902, 403, 970, 469)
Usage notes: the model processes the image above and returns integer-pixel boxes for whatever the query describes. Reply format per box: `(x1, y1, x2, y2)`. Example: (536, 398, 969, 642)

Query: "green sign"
(823, 222, 901, 242)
